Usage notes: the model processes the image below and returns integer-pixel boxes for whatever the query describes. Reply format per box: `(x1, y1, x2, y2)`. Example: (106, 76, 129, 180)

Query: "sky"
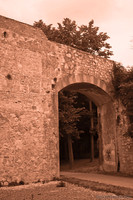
(0, 0, 133, 67)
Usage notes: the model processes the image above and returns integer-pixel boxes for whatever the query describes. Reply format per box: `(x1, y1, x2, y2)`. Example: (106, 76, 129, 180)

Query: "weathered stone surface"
(0, 15, 132, 185)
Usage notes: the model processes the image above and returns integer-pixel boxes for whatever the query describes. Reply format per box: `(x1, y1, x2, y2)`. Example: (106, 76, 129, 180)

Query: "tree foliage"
(59, 90, 88, 167)
(59, 91, 98, 140)
(59, 91, 87, 139)
(112, 63, 133, 137)
(34, 18, 113, 58)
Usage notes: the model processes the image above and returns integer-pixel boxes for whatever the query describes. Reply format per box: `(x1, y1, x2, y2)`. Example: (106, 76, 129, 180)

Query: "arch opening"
(57, 82, 117, 173)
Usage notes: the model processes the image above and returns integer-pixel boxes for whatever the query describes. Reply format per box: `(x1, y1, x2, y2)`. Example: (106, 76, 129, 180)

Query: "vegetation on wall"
(34, 18, 113, 58)
(112, 62, 133, 137)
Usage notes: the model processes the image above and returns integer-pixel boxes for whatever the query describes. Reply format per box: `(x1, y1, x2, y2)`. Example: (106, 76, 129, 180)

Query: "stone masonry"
(0, 15, 133, 185)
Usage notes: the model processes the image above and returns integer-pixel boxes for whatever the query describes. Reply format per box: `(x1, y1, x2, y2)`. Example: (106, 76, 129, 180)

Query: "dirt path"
(60, 158, 99, 173)
(61, 171, 133, 189)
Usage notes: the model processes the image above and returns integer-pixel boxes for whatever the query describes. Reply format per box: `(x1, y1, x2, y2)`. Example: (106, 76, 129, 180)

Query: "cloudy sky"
(0, 0, 133, 67)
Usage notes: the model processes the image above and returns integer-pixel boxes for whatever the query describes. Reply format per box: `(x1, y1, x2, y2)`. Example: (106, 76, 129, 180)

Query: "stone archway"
(54, 74, 118, 174)
(1, 15, 133, 184)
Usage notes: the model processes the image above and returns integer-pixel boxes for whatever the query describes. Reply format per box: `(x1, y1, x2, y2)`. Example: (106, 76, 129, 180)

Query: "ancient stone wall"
(0, 16, 55, 184)
(115, 101, 133, 174)
(0, 15, 133, 185)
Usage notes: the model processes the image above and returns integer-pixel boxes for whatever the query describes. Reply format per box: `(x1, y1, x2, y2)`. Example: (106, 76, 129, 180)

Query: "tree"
(59, 90, 98, 167)
(59, 91, 86, 168)
(34, 18, 113, 58)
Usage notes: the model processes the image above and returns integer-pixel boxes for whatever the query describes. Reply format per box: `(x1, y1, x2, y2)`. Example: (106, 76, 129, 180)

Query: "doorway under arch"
(59, 89, 99, 172)
(54, 75, 118, 174)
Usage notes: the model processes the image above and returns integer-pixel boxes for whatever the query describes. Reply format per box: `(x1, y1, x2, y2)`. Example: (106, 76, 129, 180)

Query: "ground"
(60, 158, 133, 177)
(0, 159, 132, 199)
(0, 181, 132, 200)
(60, 158, 99, 173)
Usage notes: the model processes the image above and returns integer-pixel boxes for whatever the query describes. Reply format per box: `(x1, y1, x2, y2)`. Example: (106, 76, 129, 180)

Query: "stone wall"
(0, 16, 56, 184)
(115, 101, 133, 174)
(0, 15, 133, 185)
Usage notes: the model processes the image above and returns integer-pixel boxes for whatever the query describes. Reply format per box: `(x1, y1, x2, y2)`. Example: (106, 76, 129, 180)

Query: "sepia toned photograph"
(0, 0, 133, 199)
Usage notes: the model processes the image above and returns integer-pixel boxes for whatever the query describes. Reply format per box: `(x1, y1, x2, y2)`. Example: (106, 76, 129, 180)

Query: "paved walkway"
(60, 171, 133, 189)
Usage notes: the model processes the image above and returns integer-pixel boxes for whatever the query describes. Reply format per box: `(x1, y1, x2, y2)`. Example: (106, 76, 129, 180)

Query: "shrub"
(112, 62, 133, 137)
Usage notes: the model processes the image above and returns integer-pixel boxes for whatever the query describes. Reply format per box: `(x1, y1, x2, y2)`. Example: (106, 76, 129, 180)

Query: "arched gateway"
(0, 16, 133, 185)
(55, 74, 117, 172)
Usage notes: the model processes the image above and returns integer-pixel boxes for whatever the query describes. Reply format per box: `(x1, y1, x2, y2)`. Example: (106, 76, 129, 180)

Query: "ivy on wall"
(112, 62, 133, 138)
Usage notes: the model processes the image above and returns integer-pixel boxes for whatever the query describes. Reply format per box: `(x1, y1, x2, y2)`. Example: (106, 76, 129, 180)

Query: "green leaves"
(33, 18, 113, 58)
